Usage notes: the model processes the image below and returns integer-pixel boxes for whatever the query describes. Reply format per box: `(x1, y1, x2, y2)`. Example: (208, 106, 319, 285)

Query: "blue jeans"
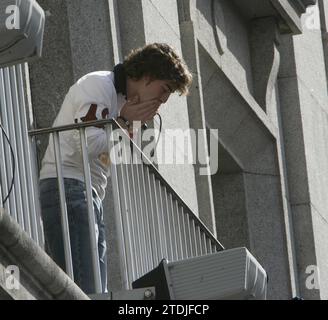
(39, 178, 108, 294)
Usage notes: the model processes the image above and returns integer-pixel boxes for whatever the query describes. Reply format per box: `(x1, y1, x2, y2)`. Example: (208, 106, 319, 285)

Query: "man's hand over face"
(120, 96, 161, 125)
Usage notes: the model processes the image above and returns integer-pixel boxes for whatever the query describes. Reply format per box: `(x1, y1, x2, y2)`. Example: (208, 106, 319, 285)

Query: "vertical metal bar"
(155, 179, 167, 260)
(133, 162, 148, 276)
(128, 160, 142, 279)
(0, 68, 18, 222)
(0, 119, 8, 209)
(149, 173, 163, 264)
(106, 125, 131, 289)
(168, 193, 178, 261)
(140, 163, 155, 271)
(180, 206, 187, 260)
(201, 231, 207, 255)
(142, 167, 158, 266)
(53, 132, 74, 280)
(206, 238, 212, 254)
(185, 212, 193, 258)
(16, 64, 40, 244)
(196, 225, 203, 256)
(9, 66, 32, 237)
(79, 128, 102, 293)
(120, 137, 138, 281)
(0, 128, 5, 206)
(190, 218, 198, 257)
(28, 135, 42, 246)
(0, 69, 9, 213)
(174, 201, 183, 260)
(161, 185, 173, 262)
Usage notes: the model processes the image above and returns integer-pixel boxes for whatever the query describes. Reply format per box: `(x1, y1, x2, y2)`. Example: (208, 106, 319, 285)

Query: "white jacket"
(40, 71, 127, 200)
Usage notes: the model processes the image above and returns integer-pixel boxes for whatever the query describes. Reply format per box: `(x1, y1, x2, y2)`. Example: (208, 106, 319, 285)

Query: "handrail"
(28, 118, 224, 291)
(28, 119, 224, 251)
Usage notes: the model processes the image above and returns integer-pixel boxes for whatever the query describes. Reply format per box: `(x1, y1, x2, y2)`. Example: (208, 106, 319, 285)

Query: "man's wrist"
(117, 116, 130, 130)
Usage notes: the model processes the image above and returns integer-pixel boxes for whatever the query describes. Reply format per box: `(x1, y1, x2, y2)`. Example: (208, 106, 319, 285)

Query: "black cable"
(0, 123, 15, 206)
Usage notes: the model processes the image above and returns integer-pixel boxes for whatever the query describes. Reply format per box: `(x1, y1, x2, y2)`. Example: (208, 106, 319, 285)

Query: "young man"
(39, 43, 192, 294)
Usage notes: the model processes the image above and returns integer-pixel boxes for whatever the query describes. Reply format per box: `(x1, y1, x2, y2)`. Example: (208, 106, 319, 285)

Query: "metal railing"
(0, 64, 44, 247)
(29, 119, 224, 293)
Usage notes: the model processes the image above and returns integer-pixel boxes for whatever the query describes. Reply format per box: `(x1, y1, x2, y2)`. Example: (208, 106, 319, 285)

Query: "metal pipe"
(16, 64, 40, 244)
(9, 66, 32, 238)
(106, 124, 130, 289)
(1, 68, 18, 222)
(174, 200, 183, 260)
(146, 170, 162, 265)
(127, 160, 142, 278)
(190, 219, 198, 257)
(168, 193, 178, 261)
(161, 186, 173, 261)
(196, 225, 203, 256)
(180, 206, 187, 259)
(118, 131, 138, 284)
(144, 166, 158, 268)
(79, 128, 102, 292)
(154, 179, 166, 260)
(185, 212, 193, 258)
(139, 164, 154, 270)
(53, 132, 74, 280)
(120, 137, 139, 281)
(133, 163, 147, 276)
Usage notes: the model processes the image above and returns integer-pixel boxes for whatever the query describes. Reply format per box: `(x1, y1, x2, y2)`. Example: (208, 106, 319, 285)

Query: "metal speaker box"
(0, 0, 45, 67)
(132, 247, 267, 300)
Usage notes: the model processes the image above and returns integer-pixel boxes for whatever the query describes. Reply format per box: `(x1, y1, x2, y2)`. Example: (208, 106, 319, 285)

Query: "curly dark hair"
(123, 43, 193, 95)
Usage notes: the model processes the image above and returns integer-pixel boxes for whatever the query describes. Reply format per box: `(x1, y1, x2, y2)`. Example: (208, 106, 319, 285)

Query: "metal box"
(133, 247, 267, 300)
(0, 0, 45, 67)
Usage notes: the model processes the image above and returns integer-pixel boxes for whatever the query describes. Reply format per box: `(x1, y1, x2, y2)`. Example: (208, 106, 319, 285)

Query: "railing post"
(79, 128, 102, 293)
(53, 131, 74, 280)
(106, 124, 130, 290)
(16, 64, 41, 245)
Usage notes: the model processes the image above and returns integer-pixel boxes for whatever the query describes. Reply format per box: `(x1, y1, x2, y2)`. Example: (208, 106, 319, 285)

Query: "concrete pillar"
(177, 0, 217, 235)
(250, 16, 301, 299)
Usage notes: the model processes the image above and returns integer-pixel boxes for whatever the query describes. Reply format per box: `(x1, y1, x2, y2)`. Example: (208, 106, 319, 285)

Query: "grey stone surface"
(177, 18, 216, 232)
(293, 28, 328, 109)
(66, 0, 115, 81)
(195, 0, 255, 96)
(213, 172, 250, 249)
(250, 17, 280, 113)
(200, 50, 278, 175)
(278, 76, 311, 205)
(289, 203, 320, 300)
(243, 174, 292, 300)
(144, 0, 181, 42)
(296, 81, 328, 221)
(116, 0, 146, 58)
